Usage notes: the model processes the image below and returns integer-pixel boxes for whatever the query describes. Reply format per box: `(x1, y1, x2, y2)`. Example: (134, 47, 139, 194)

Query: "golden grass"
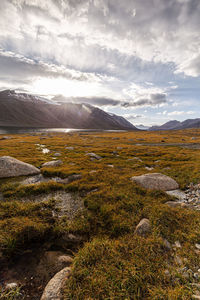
(0, 129, 200, 298)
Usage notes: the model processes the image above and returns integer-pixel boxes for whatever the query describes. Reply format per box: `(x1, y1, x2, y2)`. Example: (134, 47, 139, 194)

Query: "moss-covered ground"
(1, 129, 200, 299)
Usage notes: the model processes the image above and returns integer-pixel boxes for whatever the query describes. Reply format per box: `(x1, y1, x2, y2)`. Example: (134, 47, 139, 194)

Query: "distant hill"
(149, 119, 200, 131)
(0, 90, 137, 130)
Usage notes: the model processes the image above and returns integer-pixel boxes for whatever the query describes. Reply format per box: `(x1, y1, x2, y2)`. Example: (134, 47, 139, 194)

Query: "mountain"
(149, 119, 200, 131)
(135, 124, 149, 130)
(0, 90, 137, 130)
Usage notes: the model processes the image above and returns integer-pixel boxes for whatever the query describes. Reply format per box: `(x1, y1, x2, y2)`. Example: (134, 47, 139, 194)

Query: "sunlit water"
(0, 127, 126, 134)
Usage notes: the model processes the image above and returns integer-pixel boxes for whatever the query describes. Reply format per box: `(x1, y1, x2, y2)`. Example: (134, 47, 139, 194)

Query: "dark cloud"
(52, 93, 167, 108)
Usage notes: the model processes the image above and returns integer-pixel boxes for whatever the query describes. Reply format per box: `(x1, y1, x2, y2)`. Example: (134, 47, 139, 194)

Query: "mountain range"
(0, 90, 137, 130)
(149, 119, 200, 131)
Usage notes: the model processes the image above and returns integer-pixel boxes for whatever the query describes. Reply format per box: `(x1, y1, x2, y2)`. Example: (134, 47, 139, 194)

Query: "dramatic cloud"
(0, 0, 200, 125)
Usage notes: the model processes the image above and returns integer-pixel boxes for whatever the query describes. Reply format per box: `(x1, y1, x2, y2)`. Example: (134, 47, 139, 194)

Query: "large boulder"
(131, 173, 179, 191)
(40, 267, 71, 300)
(0, 156, 40, 178)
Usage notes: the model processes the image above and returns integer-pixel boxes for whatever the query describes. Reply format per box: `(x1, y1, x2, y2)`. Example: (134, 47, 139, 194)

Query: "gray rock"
(134, 218, 151, 236)
(65, 147, 74, 150)
(42, 160, 63, 168)
(54, 153, 61, 157)
(0, 156, 40, 178)
(165, 201, 183, 208)
(131, 173, 179, 191)
(40, 267, 71, 300)
(166, 189, 186, 200)
(162, 238, 172, 251)
(86, 153, 102, 160)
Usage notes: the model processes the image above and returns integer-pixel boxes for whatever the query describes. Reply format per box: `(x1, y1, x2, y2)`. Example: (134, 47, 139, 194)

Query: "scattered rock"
(195, 244, 200, 250)
(134, 218, 151, 236)
(86, 153, 102, 160)
(145, 166, 154, 171)
(192, 295, 200, 299)
(5, 282, 18, 290)
(165, 201, 183, 208)
(166, 189, 186, 200)
(174, 241, 181, 248)
(174, 255, 183, 265)
(0, 156, 40, 178)
(128, 157, 142, 162)
(131, 173, 179, 191)
(65, 147, 74, 150)
(42, 160, 63, 168)
(0, 136, 12, 140)
(54, 153, 61, 157)
(40, 267, 71, 300)
(162, 238, 172, 251)
(89, 170, 97, 174)
(107, 164, 114, 168)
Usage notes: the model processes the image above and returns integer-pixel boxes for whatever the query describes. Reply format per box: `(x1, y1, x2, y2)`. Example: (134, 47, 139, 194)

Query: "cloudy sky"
(0, 0, 200, 126)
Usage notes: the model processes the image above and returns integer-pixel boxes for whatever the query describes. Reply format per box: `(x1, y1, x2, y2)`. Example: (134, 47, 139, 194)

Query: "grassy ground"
(1, 129, 200, 299)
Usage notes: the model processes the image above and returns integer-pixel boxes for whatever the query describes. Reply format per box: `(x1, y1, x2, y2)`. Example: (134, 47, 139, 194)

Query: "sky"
(0, 0, 200, 126)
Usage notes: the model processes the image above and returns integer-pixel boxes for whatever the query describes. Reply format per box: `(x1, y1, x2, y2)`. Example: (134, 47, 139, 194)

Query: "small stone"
(65, 147, 74, 150)
(5, 282, 18, 290)
(192, 295, 200, 299)
(42, 160, 63, 167)
(194, 273, 199, 279)
(162, 239, 171, 251)
(86, 153, 102, 160)
(174, 241, 181, 248)
(195, 244, 200, 250)
(134, 218, 151, 236)
(165, 201, 182, 208)
(174, 255, 182, 265)
(54, 153, 61, 157)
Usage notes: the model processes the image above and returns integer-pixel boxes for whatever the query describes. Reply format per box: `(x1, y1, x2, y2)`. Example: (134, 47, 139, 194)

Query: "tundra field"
(1, 129, 200, 299)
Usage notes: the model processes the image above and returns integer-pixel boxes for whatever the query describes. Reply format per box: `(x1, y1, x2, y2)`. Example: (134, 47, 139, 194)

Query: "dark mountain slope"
(0, 90, 137, 130)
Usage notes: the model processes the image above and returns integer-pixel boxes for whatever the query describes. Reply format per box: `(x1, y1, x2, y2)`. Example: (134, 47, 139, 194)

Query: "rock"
(166, 189, 186, 200)
(192, 296, 200, 299)
(5, 282, 18, 290)
(145, 166, 154, 171)
(40, 267, 71, 300)
(65, 147, 74, 150)
(86, 153, 102, 160)
(89, 170, 97, 174)
(174, 241, 181, 248)
(54, 153, 61, 157)
(131, 173, 179, 191)
(162, 238, 172, 251)
(195, 244, 200, 250)
(0, 156, 40, 178)
(42, 160, 63, 168)
(165, 201, 183, 208)
(174, 255, 183, 265)
(107, 164, 114, 168)
(20, 174, 46, 185)
(0, 136, 12, 140)
(36, 251, 73, 282)
(134, 218, 151, 236)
